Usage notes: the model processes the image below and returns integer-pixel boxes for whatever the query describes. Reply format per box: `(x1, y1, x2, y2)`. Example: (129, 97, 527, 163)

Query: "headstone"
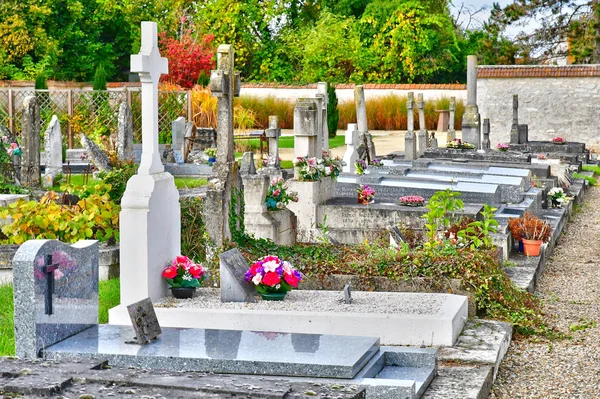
(240, 151, 256, 176)
(482, 118, 491, 150)
(171, 117, 186, 164)
(204, 43, 242, 248)
(354, 86, 376, 162)
(219, 248, 257, 303)
(293, 98, 318, 159)
(417, 93, 427, 155)
(448, 97, 456, 141)
(265, 115, 281, 168)
(117, 102, 134, 162)
(43, 115, 62, 188)
(120, 21, 181, 304)
(80, 133, 112, 172)
(314, 95, 325, 157)
(461, 55, 481, 148)
(13, 239, 99, 359)
(183, 122, 196, 162)
(430, 132, 438, 148)
(405, 92, 417, 161)
(342, 124, 359, 173)
(21, 95, 41, 186)
(126, 297, 161, 344)
(510, 95, 529, 144)
(317, 82, 329, 151)
(343, 282, 352, 304)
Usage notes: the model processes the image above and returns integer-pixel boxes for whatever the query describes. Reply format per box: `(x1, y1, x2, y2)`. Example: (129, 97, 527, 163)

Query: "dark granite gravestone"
(12, 240, 99, 359)
(127, 298, 161, 344)
(219, 248, 257, 303)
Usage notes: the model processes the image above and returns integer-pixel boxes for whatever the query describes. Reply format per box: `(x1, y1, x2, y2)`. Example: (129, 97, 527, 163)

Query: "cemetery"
(0, 19, 599, 399)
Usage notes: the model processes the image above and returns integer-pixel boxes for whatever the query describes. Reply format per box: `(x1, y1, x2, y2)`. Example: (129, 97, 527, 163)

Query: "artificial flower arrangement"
(2, 136, 22, 157)
(245, 255, 302, 300)
(322, 150, 345, 179)
(355, 159, 368, 175)
(537, 153, 547, 160)
(357, 184, 375, 204)
(369, 159, 384, 168)
(497, 143, 509, 152)
(552, 137, 567, 144)
(399, 195, 425, 207)
(294, 156, 325, 181)
(547, 187, 567, 207)
(447, 139, 475, 150)
(162, 255, 205, 298)
(265, 177, 299, 210)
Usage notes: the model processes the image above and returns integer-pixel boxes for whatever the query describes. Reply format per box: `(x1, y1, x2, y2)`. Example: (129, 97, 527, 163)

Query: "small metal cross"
(42, 254, 59, 315)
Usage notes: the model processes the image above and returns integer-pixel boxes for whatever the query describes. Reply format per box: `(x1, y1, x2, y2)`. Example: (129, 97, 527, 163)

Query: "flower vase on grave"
(171, 287, 196, 299)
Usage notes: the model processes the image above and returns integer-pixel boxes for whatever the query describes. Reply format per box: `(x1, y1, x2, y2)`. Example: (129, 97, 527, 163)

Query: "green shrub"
(93, 65, 108, 90)
(573, 172, 597, 186)
(35, 74, 48, 90)
(180, 197, 208, 263)
(0, 283, 14, 356)
(327, 85, 339, 138)
(99, 278, 120, 324)
(97, 163, 137, 204)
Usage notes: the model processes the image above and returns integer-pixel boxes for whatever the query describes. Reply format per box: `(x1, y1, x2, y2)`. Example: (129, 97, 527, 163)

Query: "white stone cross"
(131, 21, 168, 175)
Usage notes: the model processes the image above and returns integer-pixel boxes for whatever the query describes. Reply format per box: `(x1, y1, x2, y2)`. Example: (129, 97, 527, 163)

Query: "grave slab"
(44, 325, 380, 379)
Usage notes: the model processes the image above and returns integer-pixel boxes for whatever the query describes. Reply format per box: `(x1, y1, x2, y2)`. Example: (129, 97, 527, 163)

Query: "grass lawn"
(174, 177, 209, 189)
(239, 135, 346, 152)
(50, 175, 101, 191)
(582, 165, 600, 175)
(0, 278, 121, 356)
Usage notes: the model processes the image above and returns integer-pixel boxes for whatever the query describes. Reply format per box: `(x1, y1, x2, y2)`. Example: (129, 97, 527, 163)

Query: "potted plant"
(245, 255, 302, 301)
(497, 143, 509, 152)
(355, 159, 367, 175)
(204, 147, 217, 164)
(399, 195, 425, 207)
(265, 177, 298, 210)
(357, 184, 375, 204)
(507, 217, 525, 253)
(552, 137, 566, 145)
(162, 255, 205, 299)
(511, 213, 551, 256)
(547, 187, 567, 208)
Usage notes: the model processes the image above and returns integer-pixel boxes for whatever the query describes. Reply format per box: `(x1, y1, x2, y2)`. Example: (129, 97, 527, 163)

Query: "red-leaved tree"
(159, 31, 215, 88)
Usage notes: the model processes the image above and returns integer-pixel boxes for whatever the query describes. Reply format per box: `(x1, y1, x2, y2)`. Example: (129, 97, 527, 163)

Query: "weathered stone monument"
(219, 248, 257, 303)
(80, 133, 112, 172)
(120, 21, 180, 304)
(294, 98, 319, 159)
(405, 92, 417, 161)
(417, 93, 427, 156)
(117, 101, 133, 161)
(42, 115, 62, 188)
(265, 115, 281, 169)
(204, 44, 242, 248)
(343, 123, 359, 173)
(171, 116, 186, 164)
(21, 96, 40, 186)
(448, 96, 456, 141)
(354, 85, 376, 162)
(317, 82, 329, 151)
(483, 118, 491, 150)
(461, 55, 481, 148)
(510, 94, 528, 144)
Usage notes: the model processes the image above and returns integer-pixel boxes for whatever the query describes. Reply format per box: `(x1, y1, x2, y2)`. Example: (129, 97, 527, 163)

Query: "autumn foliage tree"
(159, 31, 215, 88)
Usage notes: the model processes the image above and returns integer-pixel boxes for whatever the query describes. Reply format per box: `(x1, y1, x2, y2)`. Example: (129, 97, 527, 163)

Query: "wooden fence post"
(67, 90, 73, 148)
(7, 89, 13, 133)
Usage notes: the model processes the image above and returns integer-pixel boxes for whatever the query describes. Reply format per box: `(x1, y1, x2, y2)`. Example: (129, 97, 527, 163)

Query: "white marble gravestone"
(119, 21, 181, 305)
(43, 115, 62, 188)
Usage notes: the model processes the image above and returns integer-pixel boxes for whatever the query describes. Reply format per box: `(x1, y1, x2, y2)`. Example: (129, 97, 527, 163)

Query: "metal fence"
(0, 88, 191, 148)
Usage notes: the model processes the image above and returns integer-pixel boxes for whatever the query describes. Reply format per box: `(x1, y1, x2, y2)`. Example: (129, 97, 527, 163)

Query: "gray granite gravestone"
(219, 248, 257, 303)
(43, 115, 62, 188)
(12, 239, 99, 359)
(127, 297, 161, 344)
(21, 95, 41, 186)
(80, 133, 112, 172)
(117, 102, 134, 161)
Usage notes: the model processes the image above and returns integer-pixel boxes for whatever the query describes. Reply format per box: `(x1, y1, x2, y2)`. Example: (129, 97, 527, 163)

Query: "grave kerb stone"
(219, 248, 257, 303)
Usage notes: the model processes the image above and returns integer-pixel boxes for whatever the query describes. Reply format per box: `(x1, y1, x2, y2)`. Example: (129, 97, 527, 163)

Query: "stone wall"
(478, 65, 600, 148)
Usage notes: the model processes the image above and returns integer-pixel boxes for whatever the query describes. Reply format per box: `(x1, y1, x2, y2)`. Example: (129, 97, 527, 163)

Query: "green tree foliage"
(327, 85, 339, 138)
(93, 65, 108, 91)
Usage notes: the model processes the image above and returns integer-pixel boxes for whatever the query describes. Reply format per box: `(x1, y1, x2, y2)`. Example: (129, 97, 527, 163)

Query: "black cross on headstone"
(42, 254, 59, 315)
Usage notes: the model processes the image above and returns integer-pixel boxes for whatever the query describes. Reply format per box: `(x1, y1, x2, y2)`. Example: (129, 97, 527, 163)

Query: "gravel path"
(491, 185, 600, 398)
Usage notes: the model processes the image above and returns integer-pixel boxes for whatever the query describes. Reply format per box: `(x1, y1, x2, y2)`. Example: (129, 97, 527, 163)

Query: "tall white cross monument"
(117, 22, 181, 306)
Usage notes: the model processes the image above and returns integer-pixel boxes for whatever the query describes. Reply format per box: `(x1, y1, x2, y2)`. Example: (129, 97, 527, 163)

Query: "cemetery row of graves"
(0, 26, 595, 398)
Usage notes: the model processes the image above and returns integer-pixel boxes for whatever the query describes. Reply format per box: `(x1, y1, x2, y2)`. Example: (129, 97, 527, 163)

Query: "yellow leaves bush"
(0, 191, 120, 245)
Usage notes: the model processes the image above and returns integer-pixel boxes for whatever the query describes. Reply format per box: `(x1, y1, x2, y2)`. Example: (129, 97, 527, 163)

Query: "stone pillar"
(417, 93, 427, 156)
(354, 85, 376, 162)
(120, 22, 180, 304)
(171, 116, 186, 164)
(21, 95, 41, 186)
(430, 132, 438, 148)
(342, 123, 359, 173)
(266, 115, 281, 168)
(117, 102, 133, 162)
(294, 98, 318, 159)
(317, 82, 329, 151)
(482, 118, 491, 150)
(313, 95, 324, 157)
(461, 55, 480, 148)
(42, 115, 62, 188)
(404, 92, 417, 161)
(448, 97, 456, 141)
(510, 94, 519, 144)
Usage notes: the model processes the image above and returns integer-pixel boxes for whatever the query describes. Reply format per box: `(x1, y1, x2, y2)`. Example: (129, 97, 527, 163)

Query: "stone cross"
(117, 101, 133, 162)
(510, 94, 519, 144)
(354, 85, 376, 162)
(42, 254, 59, 315)
(171, 116, 186, 164)
(342, 123, 359, 173)
(313, 95, 325, 157)
(448, 97, 456, 141)
(266, 115, 281, 168)
(21, 95, 41, 186)
(317, 82, 329, 151)
(483, 118, 491, 150)
(43, 115, 62, 188)
(417, 93, 427, 155)
(130, 21, 168, 175)
(461, 55, 481, 148)
(293, 98, 319, 159)
(405, 92, 417, 161)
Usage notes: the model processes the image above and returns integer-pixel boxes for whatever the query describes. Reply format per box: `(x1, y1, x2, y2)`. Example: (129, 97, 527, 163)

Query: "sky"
(451, 0, 535, 37)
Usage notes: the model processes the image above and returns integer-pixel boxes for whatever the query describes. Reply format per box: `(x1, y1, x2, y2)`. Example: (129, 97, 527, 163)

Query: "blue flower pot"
(518, 240, 524, 253)
(208, 157, 216, 163)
